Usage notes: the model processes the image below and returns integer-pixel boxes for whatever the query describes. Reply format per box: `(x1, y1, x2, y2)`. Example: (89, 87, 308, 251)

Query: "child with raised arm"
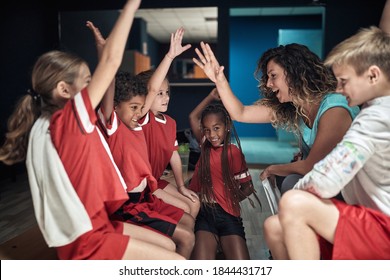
(88, 22, 194, 259)
(188, 87, 220, 144)
(264, 26, 390, 260)
(136, 27, 199, 219)
(0, 0, 183, 260)
(188, 101, 258, 260)
(137, 70, 200, 219)
(193, 42, 359, 195)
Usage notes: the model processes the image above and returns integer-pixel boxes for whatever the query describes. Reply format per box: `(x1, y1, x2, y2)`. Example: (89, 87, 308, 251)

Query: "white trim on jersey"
(234, 170, 250, 180)
(74, 92, 94, 133)
(128, 177, 147, 193)
(138, 111, 150, 126)
(154, 114, 167, 124)
(95, 128, 127, 192)
(97, 108, 118, 136)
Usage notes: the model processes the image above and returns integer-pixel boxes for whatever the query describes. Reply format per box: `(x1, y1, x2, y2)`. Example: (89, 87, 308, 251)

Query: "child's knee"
(279, 190, 317, 224)
(182, 203, 191, 214)
(181, 212, 195, 229)
(264, 215, 282, 240)
(175, 225, 195, 248)
(191, 199, 201, 211)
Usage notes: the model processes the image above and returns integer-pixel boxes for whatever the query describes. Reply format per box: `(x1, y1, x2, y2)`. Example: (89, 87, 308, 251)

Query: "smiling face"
(332, 64, 374, 107)
(151, 79, 170, 114)
(265, 59, 292, 103)
(201, 113, 226, 147)
(115, 95, 146, 129)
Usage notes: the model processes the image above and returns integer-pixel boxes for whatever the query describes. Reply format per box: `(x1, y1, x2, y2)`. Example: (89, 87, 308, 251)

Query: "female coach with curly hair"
(193, 42, 360, 195)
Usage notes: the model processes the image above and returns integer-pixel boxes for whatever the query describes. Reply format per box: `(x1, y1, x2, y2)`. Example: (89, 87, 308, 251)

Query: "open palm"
(167, 27, 192, 58)
(193, 42, 225, 83)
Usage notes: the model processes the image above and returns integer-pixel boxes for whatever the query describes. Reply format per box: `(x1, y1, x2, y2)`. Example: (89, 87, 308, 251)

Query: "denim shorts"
(195, 203, 246, 240)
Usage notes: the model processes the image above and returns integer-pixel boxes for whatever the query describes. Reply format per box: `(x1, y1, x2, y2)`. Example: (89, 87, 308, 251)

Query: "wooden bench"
(0, 226, 57, 260)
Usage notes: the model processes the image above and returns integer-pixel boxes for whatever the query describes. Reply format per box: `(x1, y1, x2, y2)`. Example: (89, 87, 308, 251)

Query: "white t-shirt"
(294, 96, 390, 216)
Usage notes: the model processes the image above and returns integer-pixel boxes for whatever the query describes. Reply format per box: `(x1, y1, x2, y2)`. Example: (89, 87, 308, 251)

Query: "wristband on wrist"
(166, 54, 174, 60)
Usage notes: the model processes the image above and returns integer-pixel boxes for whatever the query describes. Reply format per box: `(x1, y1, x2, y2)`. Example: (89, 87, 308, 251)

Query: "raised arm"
(142, 27, 191, 116)
(87, 0, 141, 109)
(193, 41, 273, 123)
(188, 88, 220, 143)
(86, 21, 115, 121)
(380, 0, 390, 34)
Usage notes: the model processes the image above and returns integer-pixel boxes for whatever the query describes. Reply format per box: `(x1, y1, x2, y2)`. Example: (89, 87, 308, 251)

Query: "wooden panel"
(193, 65, 208, 79)
(120, 50, 151, 75)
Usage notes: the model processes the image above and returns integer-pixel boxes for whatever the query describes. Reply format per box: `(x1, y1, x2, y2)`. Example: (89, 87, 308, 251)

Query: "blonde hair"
(0, 50, 86, 165)
(325, 26, 390, 80)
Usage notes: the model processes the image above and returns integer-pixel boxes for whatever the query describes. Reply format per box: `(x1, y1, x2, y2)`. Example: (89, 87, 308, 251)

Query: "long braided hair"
(197, 103, 247, 214)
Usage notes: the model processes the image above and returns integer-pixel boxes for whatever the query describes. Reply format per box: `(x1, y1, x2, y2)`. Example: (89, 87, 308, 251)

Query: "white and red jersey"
(189, 144, 251, 217)
(139, 111, 178, 179)
(48, 89, 129, 259)
(98, 109, 158, 193)
(50, 89, 128, 216)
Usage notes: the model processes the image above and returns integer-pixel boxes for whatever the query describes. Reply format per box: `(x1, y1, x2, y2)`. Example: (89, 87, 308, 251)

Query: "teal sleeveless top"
(300, 93, 360, 158)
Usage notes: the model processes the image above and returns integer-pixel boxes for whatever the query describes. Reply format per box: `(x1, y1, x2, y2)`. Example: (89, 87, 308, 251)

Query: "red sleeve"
(230, 145, 252, 184)
(50, 89, 96, 147)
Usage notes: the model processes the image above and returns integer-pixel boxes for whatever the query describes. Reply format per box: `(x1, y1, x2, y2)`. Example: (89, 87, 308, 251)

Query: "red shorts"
(114, 191, 184, 237)
(319, 198, 390, 259)
(56, 208, 129, 260)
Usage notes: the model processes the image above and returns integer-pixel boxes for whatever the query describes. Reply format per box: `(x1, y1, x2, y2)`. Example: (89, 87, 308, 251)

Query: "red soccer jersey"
(98, 109, 184, 237)
(50, 89, 128, 216)
(189, 144, 251, 217)
(50, 89, 129, 259)
(139, 111, 178, 179)
(98, 109, 158, 193)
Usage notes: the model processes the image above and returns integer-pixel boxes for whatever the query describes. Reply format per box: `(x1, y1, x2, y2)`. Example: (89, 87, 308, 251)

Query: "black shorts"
(113, 192, 183, 237)
(195, 203, 246, 240)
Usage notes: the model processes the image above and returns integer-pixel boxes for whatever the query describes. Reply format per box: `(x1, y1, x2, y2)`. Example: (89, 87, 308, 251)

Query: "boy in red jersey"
(138, 69, 200, 219)
(137, 27, 200, 219)
(88, 22, 195, 259)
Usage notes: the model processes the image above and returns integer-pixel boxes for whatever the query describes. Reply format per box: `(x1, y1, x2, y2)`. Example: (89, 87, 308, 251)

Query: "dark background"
(0, 0, 386, 180)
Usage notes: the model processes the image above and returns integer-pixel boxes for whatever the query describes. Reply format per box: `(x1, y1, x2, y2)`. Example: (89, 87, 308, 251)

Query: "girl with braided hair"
(189, 95, 256, 259)
(193, 42, 360, 195)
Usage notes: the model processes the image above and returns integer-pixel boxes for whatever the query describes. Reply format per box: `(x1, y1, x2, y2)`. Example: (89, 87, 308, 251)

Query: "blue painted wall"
(229, 15, 322, 137)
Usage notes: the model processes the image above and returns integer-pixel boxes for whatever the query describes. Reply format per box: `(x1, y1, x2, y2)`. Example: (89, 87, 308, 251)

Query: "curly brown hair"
(114, 71, 146, 106)
(255, 43, 337, 132)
